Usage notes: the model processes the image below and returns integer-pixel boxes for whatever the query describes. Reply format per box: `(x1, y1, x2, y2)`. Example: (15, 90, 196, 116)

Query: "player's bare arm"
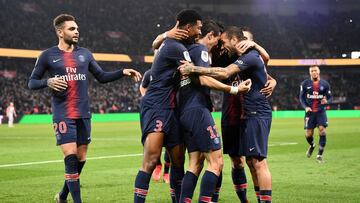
(260, 74, 277, 97)
(47, 77, 68, 92)
(199, 76, 251, 94)
(123, 69, 142, 82)
(235, 40, 270, 64)
(178, 60, 239, 80)
(152, 21, 189, 51)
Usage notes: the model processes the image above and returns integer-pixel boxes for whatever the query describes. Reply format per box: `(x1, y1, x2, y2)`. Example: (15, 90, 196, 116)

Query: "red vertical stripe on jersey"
(312, 81, 319, 112)
(63, 52, 80, 118)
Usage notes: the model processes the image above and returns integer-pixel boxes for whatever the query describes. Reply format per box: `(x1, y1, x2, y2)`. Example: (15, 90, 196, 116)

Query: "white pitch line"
(268, 142, 298, 147)
(0, 142, 298, 169)
(0, 153, 143, 168)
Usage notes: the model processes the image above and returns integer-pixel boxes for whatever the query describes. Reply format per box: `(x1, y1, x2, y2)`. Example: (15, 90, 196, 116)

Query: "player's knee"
(231, 156, 245, 169)
(251, 157, 267, 171)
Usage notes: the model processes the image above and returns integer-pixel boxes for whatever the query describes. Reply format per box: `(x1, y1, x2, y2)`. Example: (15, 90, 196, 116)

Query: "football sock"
(211, 171, 222, 203)
(170, 166, 185, 202)
(232, 168, 248, 203)
(259, 190, 272, 203)
(59, 160, 86, 200)
(64, 154, 82, 203)
(179, 171, 198, 203)
(306, 136, 314, 147)
(134, 170, 151, 203)
(198, 170, 218, 203)
(318, 134, 326, 155)
(254, 186, 260, 203)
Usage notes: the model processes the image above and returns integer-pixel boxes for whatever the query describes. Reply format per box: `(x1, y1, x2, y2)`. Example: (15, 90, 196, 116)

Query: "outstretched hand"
(47, 77, 67, 92)
(167, 21, 189, 40)
(123, 69, 142, 82)
(260, 79, 277, 97)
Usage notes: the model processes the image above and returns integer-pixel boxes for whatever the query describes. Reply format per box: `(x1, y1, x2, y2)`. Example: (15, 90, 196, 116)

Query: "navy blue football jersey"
(299, 79, 331, 112)
(232, 49, 272, 118)
(29, 46, 124, 119)
(141, 39, 191, 109)
(141, 69, 152, 88)
(178, 43, 213, 111)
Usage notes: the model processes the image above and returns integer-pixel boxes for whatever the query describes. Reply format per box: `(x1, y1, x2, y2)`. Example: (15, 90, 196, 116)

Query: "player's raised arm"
(89, 56, 141, 83)
(199, 75, 251, 94)
(178, 60, 239, 80)
(152, 21, 189, 51)
(28, 52, 68, 91)
(235, 40, 270, 65)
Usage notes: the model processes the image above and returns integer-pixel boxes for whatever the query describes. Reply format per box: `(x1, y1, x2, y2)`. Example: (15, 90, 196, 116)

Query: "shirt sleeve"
(167, 42, 192, 66)
(232, 52, 258, 72)
(299, 81, 308, 109)
(190, 47, 210, 67)
(28, 51, 49, 90)
(141, 70, 151, 88)
(88, 53, 124, 83)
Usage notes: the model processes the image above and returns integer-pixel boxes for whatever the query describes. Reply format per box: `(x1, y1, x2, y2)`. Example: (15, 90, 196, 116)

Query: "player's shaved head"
(53, 14, 75, 30)
(176, 9, 202, 27)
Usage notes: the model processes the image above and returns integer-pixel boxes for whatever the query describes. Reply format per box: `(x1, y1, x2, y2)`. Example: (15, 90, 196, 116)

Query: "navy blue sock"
(170, 166, 185, 203)
(60, 160, 86, 200)
(164, 152, 170, 174)
(180, 171, 198, 203)
(232, 168, 248, 203)
(318, 134, 326, 155)
(260, 190, 272, 203)
(198, 170, 218, 203)
(211, 171, 222, 203)
(306, 136, 314, 147)
(64, 154, 82, 203)
(254, 186, 260, 203)
(134, 170, 151, 203)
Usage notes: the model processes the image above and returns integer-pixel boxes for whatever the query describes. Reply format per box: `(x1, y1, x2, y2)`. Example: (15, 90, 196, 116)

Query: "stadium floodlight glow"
(351, 51, 360, 59)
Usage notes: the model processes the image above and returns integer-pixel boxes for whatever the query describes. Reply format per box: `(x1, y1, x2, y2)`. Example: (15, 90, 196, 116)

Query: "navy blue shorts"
(240, 118, 272, 158)
(53, 118, 91, 146)
(180, 107, 221, 153)
(304, 111, 328, 129)
(221, 121, 246, 156)
(140, 106, 181, 148)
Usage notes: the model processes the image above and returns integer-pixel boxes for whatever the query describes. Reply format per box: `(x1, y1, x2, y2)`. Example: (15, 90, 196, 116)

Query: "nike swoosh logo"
(53, 58, 62, 63)
(306, 87, 311, 89)
(249, 147, 255, 152)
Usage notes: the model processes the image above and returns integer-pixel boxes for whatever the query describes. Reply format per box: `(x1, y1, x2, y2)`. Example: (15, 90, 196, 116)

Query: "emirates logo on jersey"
(55, 67, 86, 81)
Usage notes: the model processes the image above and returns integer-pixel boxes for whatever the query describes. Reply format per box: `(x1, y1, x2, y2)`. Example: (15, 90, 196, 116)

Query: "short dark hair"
(224, 26, 246, 41)
(53, 14, 75, 29)
(200, 19, 221, 38)
(176, 9, 202, 27)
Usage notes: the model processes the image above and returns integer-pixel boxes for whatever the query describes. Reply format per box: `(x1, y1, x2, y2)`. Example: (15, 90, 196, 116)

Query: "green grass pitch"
(0, 117, 359, 202)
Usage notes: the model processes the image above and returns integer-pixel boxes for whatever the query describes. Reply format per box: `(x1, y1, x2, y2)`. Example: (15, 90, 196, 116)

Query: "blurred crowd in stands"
(0, 0, 359, 116)
(1, 0, 359, 58)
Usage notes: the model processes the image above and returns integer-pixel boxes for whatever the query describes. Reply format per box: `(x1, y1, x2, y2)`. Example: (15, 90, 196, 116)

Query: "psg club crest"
(78, 55, 85, 62)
